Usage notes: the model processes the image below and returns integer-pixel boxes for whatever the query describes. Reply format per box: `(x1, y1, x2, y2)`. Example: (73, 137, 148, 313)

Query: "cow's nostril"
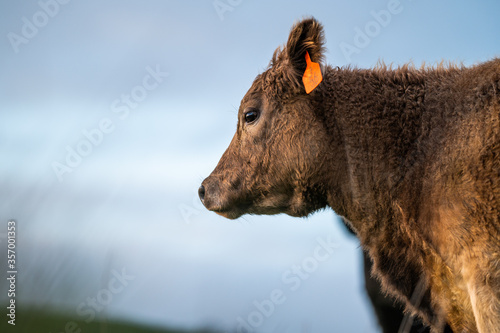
(198, 185, 206, 203)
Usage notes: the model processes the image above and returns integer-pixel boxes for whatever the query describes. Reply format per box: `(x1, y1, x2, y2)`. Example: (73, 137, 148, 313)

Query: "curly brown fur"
(200, 17, 500, 333)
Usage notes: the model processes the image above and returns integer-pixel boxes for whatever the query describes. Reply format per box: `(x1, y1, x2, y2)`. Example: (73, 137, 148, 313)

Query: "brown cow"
(199, 17, 500, 333)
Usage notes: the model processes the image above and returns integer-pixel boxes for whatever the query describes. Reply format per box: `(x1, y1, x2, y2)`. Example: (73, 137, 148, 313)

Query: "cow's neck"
(318, 65, 428, 235)
(318, 65, 446, 325)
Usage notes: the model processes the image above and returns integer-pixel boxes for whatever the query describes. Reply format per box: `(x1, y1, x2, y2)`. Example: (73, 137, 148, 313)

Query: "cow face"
(199, 18, 330, 219)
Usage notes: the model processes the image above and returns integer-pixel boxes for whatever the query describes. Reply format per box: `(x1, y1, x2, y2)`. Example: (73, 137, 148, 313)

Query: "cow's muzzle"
(198, 177, 226, 212)
(198, 176, 245, 219)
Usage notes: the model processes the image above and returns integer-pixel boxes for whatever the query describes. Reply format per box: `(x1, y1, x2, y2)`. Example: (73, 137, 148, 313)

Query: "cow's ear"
(286, 17, 325, 74)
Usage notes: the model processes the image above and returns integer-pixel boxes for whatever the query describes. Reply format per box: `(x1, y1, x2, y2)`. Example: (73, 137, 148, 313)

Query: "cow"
(199, 17, 500, 333)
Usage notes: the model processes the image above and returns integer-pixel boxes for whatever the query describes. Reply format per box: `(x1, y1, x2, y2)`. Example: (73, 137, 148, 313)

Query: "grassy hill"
(0, 306, 219, 333)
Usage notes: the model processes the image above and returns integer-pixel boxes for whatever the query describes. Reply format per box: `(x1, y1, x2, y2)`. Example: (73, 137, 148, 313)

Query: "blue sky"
(1, 1, 499, 332)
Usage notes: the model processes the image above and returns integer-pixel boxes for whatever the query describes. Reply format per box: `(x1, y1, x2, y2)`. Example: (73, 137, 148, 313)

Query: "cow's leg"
(467, 277, 500, 333)
(463, 252, 500, 333)
(363, 252, 433, 333)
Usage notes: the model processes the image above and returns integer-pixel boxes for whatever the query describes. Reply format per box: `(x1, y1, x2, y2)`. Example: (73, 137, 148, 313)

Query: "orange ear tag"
(302, 51, 323, 94)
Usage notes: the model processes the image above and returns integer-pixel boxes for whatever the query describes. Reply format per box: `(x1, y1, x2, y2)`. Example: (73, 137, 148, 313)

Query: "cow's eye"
(244, 108, 260, 124)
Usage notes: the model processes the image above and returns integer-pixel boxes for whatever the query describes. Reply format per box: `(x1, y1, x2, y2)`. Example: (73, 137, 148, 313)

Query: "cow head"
(199, 18, 333, 219)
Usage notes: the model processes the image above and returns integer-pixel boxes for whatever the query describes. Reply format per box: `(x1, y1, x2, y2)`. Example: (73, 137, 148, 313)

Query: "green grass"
(0, 306, 219, 333)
